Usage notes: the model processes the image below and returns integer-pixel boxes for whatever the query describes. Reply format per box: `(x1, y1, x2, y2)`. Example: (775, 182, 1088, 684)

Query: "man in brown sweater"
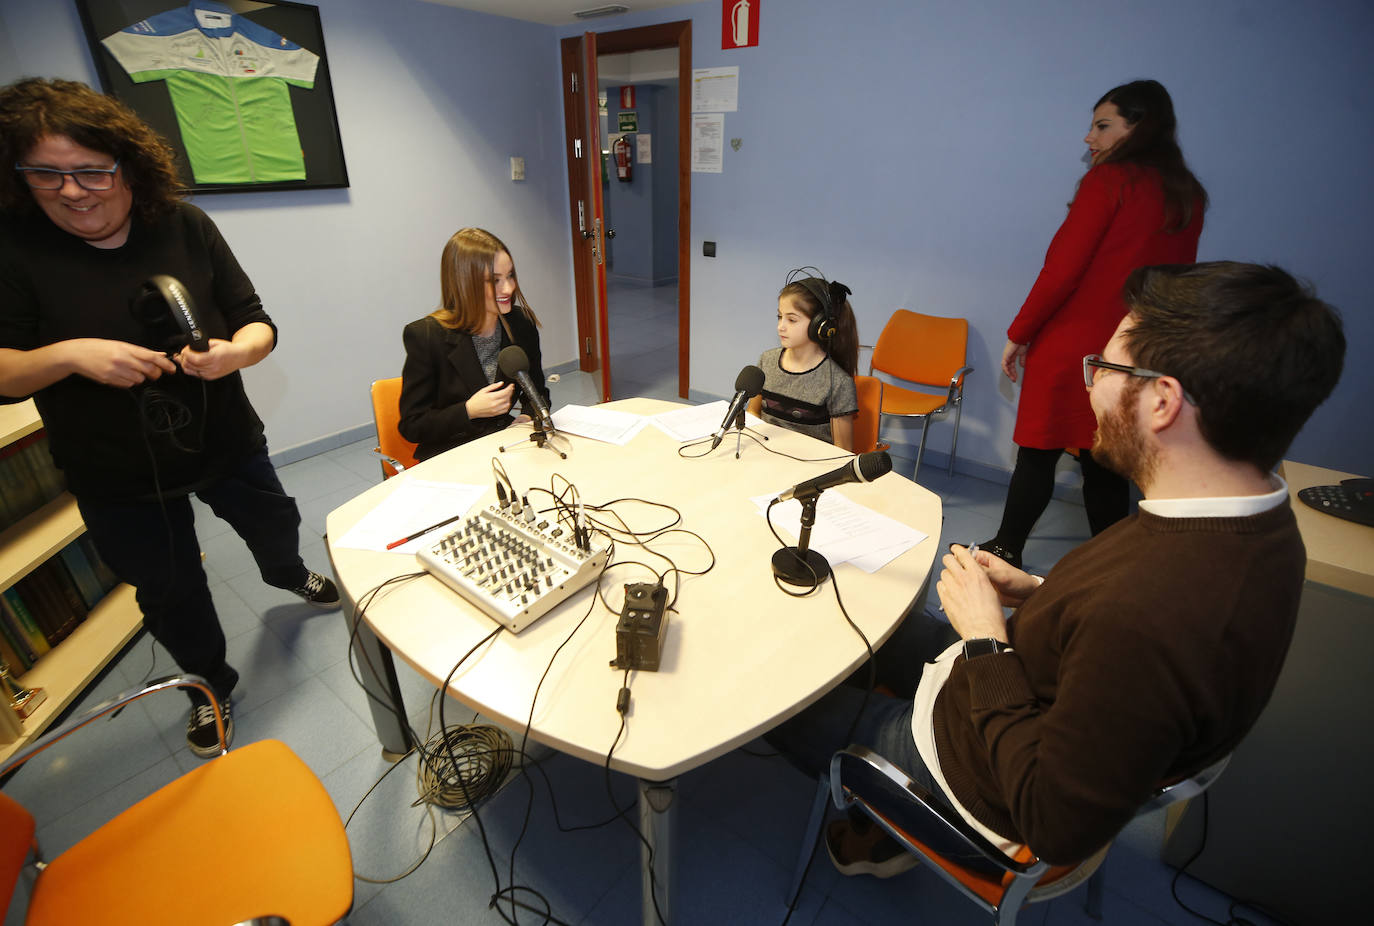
(767, 261, 1346, 872)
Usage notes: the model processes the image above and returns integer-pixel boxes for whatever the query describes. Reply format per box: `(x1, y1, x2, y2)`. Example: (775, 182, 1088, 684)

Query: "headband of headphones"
(130, 274, 209, 353)
(784, 266, 851, 345)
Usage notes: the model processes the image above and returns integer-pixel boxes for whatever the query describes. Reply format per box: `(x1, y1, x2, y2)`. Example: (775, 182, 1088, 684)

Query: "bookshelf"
(0, 400, 143, 765)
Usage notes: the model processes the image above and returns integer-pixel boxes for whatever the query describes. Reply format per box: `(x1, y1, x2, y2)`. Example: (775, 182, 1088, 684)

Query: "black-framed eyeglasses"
(14, 160, 121, 191)
(1083, 354, 1197, 405)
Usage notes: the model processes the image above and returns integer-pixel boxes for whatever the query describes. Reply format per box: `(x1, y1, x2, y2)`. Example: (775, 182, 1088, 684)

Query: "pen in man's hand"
(386, 513, 463, 550)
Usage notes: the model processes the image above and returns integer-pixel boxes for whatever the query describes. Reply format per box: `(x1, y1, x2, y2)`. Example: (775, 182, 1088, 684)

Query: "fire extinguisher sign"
(722, 0, 759, 50)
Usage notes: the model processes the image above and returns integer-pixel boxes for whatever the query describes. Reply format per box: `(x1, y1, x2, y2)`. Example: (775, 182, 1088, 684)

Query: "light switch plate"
(510, 157, 525, 181)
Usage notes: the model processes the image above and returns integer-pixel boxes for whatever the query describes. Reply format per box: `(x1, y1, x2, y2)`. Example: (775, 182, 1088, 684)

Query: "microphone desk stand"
(500, 419, 568, 459)
(772, 492, 831, 588)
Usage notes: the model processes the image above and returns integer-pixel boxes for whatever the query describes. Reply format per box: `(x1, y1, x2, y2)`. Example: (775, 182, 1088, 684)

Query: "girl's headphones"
(785, 267, 852, 346)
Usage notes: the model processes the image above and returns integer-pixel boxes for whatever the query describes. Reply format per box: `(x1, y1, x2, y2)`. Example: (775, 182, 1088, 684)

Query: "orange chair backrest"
(853, 375, 883, 454)
(371, 377, 419, 478)
(0, 790, 35, 915)
(871, 310, 969, 389)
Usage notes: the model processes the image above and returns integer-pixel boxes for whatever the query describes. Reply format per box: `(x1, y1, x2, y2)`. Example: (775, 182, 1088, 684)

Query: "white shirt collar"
(1138, 474, 1288, 519)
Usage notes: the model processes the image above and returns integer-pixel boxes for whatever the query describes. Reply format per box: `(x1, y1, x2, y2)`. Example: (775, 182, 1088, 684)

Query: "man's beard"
(1090, 384, 1158, 486)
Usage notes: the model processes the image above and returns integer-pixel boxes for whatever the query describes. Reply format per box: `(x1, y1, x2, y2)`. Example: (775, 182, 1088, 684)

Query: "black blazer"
(398, 310, 549, 461)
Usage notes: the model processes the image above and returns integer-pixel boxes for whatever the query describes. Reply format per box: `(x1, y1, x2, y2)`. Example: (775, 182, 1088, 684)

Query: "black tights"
(992, 446, 1129, 557)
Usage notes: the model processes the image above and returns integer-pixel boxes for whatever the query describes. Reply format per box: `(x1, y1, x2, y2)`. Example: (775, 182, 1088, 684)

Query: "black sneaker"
(186, 695, 233, 758)
(979, 540, 1023, 570)
(290, 570, 340, 607)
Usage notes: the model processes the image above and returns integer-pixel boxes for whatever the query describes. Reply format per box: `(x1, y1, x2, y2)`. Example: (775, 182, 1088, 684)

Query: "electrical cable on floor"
(417, 723, 514, 810)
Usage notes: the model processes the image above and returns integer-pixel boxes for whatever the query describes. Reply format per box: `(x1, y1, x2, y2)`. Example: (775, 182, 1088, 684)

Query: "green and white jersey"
(103, 0, 319, 184)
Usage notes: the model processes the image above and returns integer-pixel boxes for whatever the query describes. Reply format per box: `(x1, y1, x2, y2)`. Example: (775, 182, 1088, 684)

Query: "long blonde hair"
(432, 228, 539, 332)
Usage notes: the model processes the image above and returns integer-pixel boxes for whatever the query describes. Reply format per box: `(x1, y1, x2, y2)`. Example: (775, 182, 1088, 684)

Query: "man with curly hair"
(0, 78, 338, 757)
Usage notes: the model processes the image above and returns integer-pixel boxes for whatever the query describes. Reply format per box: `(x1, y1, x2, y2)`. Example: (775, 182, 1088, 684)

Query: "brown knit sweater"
(933, 502, 1305, 864)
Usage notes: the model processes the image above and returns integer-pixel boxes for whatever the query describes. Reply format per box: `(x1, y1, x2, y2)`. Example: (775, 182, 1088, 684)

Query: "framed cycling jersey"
(77, 0, 349, 193)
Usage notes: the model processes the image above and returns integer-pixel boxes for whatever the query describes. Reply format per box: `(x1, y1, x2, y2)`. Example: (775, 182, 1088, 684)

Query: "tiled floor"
(3, 367, 1283, 925)
(607, 276, 680, 402)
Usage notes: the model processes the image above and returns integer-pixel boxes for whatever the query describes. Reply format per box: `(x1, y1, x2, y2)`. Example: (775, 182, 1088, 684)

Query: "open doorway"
(598, 49, 680, 400)
(559, 22, 690, 404)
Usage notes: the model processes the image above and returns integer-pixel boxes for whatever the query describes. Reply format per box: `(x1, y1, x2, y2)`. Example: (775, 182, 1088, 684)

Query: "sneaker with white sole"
(290, 570, 340, 607)
(825, 818, 921, 878)
(186, 695, 233, 758)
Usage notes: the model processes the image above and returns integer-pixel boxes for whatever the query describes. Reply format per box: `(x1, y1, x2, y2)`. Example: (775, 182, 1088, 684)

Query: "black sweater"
(0, 204, 275, 498)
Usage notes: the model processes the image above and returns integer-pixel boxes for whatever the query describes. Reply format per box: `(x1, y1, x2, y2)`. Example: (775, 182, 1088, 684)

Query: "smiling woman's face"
(21, 134, 134, 248)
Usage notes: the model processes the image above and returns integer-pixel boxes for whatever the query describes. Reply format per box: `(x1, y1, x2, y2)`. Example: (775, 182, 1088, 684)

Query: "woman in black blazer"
(399, 228, 550, 461)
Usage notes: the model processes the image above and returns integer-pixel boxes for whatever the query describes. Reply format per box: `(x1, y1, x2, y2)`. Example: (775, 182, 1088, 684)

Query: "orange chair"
(787, 744, 1230, 925)
(865, 310, 973, 479)
(1, 676, 354, 925)
(852, 375, 886, 455)
(371, 376, 419, 479)
(746, 376, 884, 454)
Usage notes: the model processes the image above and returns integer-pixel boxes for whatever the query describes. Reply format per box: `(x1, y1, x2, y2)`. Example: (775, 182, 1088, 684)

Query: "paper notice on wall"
(691, 113, 724, 173)
(692, 66, 739, 112)
(636, 133, 652, 164)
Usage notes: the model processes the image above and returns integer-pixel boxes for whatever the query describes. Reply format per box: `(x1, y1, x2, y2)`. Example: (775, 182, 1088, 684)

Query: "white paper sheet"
(333, 480, 487, 554)
(651, 401, 766, 443)
(752, 490, 928, 573)
(551, 404, 649, 445)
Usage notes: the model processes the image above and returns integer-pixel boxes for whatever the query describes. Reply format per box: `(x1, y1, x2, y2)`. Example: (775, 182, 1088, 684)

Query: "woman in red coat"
(983, 80, 1207, 568)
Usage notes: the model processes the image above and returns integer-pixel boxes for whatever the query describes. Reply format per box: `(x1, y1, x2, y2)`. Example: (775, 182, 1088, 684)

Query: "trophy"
(1, 658, 46, 720)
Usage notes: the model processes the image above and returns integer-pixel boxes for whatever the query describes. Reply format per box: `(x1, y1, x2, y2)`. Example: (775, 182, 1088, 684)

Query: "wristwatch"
(963, 638, 1013, 660)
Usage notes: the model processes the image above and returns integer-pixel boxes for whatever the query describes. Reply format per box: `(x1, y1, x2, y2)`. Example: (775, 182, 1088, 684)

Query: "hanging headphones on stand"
(784, 267, 851, 347)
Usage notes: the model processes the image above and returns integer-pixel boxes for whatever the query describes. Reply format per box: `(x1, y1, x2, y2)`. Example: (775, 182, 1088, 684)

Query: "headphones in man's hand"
(129, 274, 209, 355)
(785, 267, 852, 346)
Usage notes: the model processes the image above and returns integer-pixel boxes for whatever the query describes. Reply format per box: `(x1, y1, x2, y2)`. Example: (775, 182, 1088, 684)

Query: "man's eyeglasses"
(1083, 354, 1197, 405)
(14, 160, 121, 192)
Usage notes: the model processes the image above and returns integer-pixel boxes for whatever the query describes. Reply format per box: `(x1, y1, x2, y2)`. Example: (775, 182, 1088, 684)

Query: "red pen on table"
(385, 513, 463, 550)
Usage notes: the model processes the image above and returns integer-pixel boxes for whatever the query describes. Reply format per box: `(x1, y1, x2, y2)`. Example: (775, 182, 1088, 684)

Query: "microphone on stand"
(776, 451, 893, 502)
(771, 451, 894, 588)
(497, 346, 553, 431)
(711, 365, 765, 450)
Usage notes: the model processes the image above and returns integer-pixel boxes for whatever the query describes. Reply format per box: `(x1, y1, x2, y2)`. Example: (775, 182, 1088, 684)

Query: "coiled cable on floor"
(417, 723, 514, 810)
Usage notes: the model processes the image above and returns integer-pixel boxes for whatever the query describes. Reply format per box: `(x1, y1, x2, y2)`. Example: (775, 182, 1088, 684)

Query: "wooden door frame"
(560, 20, 691, 400)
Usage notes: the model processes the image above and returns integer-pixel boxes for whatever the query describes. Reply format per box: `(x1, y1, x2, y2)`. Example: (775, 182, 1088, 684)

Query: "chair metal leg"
(947, 402, 964, 476)
(786, 775, 831, 909)
(912, 415, 933, 482)
(1084, 859, 1105, 919)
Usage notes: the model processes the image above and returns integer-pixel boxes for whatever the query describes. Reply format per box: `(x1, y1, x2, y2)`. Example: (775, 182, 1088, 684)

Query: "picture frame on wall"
(75, 0, 349, 193)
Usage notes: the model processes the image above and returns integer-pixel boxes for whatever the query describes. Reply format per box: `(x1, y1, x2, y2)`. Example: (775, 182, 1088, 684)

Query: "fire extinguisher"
(613, 136, 633, 182)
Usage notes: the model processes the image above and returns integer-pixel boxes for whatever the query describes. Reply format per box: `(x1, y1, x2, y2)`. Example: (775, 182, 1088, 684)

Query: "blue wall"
(562, 0, 1374, 477)
(2, 0, 1369, 475)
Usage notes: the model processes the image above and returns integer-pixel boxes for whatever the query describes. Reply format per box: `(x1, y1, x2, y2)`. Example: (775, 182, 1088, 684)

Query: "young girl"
(758, 270, 860, 452)
(399, 228, 550, 461)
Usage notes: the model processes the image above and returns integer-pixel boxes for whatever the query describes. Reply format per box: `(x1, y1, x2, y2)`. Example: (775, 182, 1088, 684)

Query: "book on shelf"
(17, 561, 86, 646)
(0, 616, 29, 673)
(1, 587, 50, 662)
(0, 430, 63, 531)
(58, 541, 108, 611)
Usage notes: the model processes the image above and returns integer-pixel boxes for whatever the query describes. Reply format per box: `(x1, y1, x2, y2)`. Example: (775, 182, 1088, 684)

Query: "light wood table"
(326, 398, 942, 924)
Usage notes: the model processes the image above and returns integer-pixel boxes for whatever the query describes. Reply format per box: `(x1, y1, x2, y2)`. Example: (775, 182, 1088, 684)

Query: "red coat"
(1008, 163, 1202, 449)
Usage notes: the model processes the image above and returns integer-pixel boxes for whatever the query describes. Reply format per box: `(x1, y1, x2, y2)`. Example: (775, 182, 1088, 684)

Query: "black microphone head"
(736, 364, 765, 396)
(498, 345, 530, 378)
(856, 450, 893, 482)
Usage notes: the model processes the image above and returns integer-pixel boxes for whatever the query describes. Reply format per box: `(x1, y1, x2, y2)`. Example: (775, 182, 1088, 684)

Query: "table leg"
(638, 776, 677, 925)
(332, 566, 412, 758)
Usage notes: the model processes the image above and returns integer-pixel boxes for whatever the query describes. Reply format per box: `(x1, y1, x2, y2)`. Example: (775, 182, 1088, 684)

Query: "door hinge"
(575, 138, 583, 158)
(571, 72, 578, 94)
(585, 337, 592, 355)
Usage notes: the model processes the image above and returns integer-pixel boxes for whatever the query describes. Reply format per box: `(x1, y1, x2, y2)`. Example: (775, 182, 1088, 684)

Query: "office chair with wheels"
(787, 744, 1229, 926)
(1, 675, 354, 926)
(864, 310, 973, 480)
(371, 376, 419, 479)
